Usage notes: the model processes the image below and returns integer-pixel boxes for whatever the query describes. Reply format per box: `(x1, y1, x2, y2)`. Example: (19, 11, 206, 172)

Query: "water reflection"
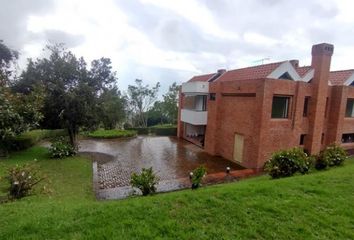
(79, 136, 243, 189)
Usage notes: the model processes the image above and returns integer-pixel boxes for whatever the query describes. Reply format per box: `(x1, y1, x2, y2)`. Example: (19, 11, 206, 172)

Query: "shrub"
(264, 147, 311, 179)
(10, 129, 67, 151)
(88, 129, 137, 139)
(150, 127, 177, 136)
(126, 128, 150, 135)
(49, 137, 76, 159)
(316, 144, 347, 170)
(130, 167, 159, 196)
(191, 166, 207, 189)
(2, 162, 45, 200)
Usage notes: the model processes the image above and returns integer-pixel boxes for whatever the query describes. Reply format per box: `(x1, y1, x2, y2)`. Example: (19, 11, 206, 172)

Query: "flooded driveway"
(79, 136, 243, 192)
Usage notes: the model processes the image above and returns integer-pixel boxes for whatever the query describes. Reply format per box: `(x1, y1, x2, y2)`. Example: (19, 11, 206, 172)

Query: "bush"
(2, 162, 45, 200)
(130, 167, 159, 196)
(10, 129, 67, 151)
(88, 129, 137, 139)
(150, 127, 177, 136)
(49, 137, 76, 159)
(264, 147, 311, 179)
(316, 144, 347, 170)
(126, 128, 150, 135)
(191, 166, 207, 189)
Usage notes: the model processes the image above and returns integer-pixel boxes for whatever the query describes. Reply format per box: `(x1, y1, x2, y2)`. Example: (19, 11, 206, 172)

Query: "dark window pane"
(345, 99, 354, 117)
(279, 72, 293, 80)
(303, 97, 310, 117)
(271, 96, 290, 118)
(342, 133, 354, 143)
(300, 134, 306, 145)
(209, 93, 216, 101)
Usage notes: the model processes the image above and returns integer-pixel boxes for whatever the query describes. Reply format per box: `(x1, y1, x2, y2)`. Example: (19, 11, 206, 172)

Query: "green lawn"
(0, 147, 354, 239)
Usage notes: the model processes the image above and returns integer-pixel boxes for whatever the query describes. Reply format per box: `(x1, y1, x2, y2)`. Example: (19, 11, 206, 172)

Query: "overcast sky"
(1, 0, 354, 93)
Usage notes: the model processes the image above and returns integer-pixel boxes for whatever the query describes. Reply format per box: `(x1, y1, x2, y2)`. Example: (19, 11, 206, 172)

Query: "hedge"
(151, 127, 177, 136)
(126, 128, 150, 135)
(126, 126, 177, 136)
(10, 129, 67, 151)
(88, 129, 137, 139)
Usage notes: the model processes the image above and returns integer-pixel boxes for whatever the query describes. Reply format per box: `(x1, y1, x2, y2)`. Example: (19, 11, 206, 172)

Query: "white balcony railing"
(181, 109, 207, 125)
(181, 81, 209, 94)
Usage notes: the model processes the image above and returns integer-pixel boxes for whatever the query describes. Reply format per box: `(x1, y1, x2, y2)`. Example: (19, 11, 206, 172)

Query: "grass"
(87, 129, 137, 139)
(0, 147, 354, 239)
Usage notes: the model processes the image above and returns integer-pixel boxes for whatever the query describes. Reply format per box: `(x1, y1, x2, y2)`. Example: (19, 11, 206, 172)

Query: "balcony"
(181, 81, 209, 94)
(181, 109, 207, 125)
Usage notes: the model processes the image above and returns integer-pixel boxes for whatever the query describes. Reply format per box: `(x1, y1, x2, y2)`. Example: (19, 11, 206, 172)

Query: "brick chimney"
(305, 43, 334, 154)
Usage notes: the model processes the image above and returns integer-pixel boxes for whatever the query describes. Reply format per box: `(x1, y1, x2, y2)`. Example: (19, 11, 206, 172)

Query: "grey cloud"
(0, 0, 55, 50)
(115, 0, 236, 56)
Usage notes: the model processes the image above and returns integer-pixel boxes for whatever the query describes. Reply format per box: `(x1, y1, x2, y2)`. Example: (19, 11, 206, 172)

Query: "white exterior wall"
(181, 81, 209, 94)
(181, 109, 207, 125)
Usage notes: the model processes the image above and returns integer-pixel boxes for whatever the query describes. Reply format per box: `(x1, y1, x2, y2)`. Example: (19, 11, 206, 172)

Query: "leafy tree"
(161, 82, 180, 124)
(15, 44, 120, 149)
(98, 87, 126, 129)
(0, 41, 43, 156)
(127, 79, 160, 127)
(147, 101, 167, 126)
(0, 87, 44, 155)
(0, 40, 18, 87)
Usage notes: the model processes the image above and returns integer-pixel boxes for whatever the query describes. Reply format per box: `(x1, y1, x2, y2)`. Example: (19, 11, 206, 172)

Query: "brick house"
(177, 43, 354, 169)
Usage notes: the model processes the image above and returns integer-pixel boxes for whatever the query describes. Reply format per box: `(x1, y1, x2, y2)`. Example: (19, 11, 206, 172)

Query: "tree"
(0, 41, 43, 156)
(0, 87, 44, 155)
(127, 79, 160, 127)
(15, 44, 120, 149)
(98, 87, 127, 129)
(161, 82, 180, 124)
(0, 40, 18, 87)
(147, 101, 168, 126)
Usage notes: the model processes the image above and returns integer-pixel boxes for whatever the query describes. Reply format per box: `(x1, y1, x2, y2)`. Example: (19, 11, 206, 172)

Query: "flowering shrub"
(264, 147, 312, 179)
(316, 144, 347, 170)
(191, 166, 207, 189)
(49, 137, 76, 159)
(130, 167, 159, 196)
(2, 162, 45, 200)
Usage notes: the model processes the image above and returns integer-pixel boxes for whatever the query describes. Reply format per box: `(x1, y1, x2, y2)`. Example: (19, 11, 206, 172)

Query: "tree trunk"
(67, 125, 79, 152)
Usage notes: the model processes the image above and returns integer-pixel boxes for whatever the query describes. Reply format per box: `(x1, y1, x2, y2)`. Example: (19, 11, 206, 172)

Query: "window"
(303, 97, 310, 117)
(345, 99, 354, 117)
(342, 133, 354, 143)
(278, 72, 293, 80)
(325, 97, 329, 118)
(321, 133, 325, 144)
(193, 95, 207, 111)
(209, 93, 216, 101)
(300, 134, 306, 145)
(271, 96, 290, 118)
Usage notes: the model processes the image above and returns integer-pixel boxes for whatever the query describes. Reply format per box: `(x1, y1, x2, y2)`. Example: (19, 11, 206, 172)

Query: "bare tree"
(127, 79, 160, 127)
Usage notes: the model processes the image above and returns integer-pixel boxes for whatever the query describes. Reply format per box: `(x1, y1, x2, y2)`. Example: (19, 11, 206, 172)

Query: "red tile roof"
(187, 62, 354, 86)
(329, 70, 354, 85)
(188, 73, 215, 82)
(217, 61, 284, 82)
(296, 66, 313, 77)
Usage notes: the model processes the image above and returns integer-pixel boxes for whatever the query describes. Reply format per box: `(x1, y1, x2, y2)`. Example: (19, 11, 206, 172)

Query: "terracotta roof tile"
(329, 70, 354, 85)
(296, 66, 313, 77)
(217, 61, 284, 82)
(188, 73, 215, 82)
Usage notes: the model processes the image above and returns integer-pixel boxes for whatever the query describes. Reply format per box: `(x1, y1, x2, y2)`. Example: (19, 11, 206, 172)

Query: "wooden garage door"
(233, 134, 244, 163)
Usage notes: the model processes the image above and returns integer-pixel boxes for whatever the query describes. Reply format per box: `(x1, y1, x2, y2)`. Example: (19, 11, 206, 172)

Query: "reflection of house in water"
(178, 43, 354, 169)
